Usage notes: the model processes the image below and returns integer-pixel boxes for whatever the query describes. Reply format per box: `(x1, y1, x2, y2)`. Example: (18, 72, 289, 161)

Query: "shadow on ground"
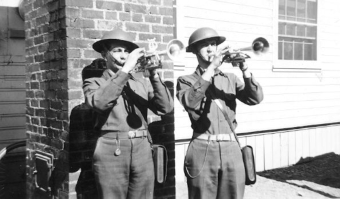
(257, 152, 340, 198)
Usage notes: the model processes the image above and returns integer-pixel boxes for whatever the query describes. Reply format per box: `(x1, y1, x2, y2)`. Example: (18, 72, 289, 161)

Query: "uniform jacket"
(176, 66, 263, 135)
(83, 69, 173, 132)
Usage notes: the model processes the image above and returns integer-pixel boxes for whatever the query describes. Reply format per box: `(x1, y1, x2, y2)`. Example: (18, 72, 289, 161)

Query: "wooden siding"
(176, 125, 340, 171)
(175, 124, 340, 197)
(0, 7, 26, 150)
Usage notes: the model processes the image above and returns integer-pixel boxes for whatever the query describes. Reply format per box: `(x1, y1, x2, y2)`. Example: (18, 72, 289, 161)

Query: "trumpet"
(133, 39, 186, 73)
(222, 37, 269, 65)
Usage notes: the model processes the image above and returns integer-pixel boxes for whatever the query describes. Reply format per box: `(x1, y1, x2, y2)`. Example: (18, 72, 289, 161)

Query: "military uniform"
(176, 66, 263, 199)
(83, 68, 173, 199)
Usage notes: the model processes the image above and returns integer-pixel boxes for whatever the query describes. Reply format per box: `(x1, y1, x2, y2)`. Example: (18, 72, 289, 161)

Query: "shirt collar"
(196, 66, 224, 76)
(103, 69, 137, 80)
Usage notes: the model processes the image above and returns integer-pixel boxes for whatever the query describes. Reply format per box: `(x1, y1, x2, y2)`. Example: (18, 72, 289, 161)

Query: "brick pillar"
(25, 0, 175, 198)
(25, 0, 70, 198)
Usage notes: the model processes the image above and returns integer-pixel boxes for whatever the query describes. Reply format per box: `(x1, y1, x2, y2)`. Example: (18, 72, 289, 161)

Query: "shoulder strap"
(211, 97, 241, 147)
(198, 74, 242, 147)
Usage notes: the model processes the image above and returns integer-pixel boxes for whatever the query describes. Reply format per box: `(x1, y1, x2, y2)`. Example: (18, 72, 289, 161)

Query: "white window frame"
(273, 0, 321, 72)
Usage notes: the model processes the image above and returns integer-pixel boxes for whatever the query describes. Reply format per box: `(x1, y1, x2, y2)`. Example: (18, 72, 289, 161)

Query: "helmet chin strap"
(197, 51, 212, 65)
(106, 51, 124, 67)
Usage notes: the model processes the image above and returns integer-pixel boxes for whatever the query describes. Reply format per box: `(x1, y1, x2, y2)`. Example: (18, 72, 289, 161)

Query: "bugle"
(133, 39, 185, 73)
(222, 37, 269, 65)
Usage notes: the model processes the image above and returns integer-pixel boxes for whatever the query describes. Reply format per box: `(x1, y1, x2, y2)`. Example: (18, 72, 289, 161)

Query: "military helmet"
(92, 29, 139, 53)
(186, 27, 226, 52)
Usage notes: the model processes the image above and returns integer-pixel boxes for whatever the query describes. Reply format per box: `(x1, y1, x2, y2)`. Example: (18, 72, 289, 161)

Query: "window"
(278, 0, 317, 61)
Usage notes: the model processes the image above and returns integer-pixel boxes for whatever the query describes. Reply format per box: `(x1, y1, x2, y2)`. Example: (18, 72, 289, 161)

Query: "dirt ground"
(244, 152, 340, 199)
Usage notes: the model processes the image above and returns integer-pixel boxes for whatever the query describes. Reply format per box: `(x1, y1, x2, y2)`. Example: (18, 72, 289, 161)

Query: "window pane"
(287, 0, 296, 21)
(306, 26, 316, 37)
(279, 0, 286, 16)
(294, 42, 303, 60)
(279, 16, 286, 20)
(304, 40, 316, 60)
(284, 42, 293, 60)
(304, 43, 313, 60)
(297, 0, 306, 22)
(297, 25, 305, 36)
(307, 0, 317, 23)
(286, 24, 296, 36)
(279, 23, 286, 34)
(279, 41, 283, 59)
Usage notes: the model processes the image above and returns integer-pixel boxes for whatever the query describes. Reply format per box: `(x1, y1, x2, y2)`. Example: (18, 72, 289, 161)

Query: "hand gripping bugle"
(132, 39, 185, 73)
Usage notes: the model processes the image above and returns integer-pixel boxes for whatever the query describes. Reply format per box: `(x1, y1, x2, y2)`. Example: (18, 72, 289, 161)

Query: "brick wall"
(25, 0, 69, 198)
(25, 0, 175, 198)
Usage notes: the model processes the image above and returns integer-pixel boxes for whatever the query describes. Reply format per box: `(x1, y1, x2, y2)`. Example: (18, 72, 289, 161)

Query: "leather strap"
(210, 96, 241, 147)
(203, 76, 241, 146)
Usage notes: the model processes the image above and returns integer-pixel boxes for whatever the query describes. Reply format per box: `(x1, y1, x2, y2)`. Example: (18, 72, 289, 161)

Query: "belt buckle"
(216, 135, 222, 142)
(128, 131, 136, 139)
(136, 129, 144, 137)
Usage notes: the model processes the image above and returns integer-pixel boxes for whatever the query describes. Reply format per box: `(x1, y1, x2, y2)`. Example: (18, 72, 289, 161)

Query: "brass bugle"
(144, 39, 185, 62)
(133, 39, 186, 73)
(222, 37, 269, 64)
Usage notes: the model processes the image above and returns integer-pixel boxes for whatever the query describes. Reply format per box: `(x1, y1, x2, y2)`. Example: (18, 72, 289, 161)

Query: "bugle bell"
(237, 37, 269, 55)
(145, 39, 185, 62)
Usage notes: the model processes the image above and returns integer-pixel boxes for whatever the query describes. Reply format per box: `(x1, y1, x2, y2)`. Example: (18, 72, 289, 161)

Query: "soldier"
(176, 27, 264, 199)
(83, 29, 173, 199)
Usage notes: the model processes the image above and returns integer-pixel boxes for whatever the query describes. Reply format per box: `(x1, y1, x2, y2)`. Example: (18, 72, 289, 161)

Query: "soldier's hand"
(238, 61, 249, 71)
(232, 54, 248, 71)
(209, 43, 230, 70)
(122, 48, 145, 73)
(148, 68, 159, 78)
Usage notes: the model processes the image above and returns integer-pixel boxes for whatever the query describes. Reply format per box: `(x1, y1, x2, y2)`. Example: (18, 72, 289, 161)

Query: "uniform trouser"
(93, 136, 154, 199)
(184, 139, 245, 199)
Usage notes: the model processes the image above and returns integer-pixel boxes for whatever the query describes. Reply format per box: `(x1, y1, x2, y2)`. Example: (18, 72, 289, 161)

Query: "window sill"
(273, 60, 321, 73)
